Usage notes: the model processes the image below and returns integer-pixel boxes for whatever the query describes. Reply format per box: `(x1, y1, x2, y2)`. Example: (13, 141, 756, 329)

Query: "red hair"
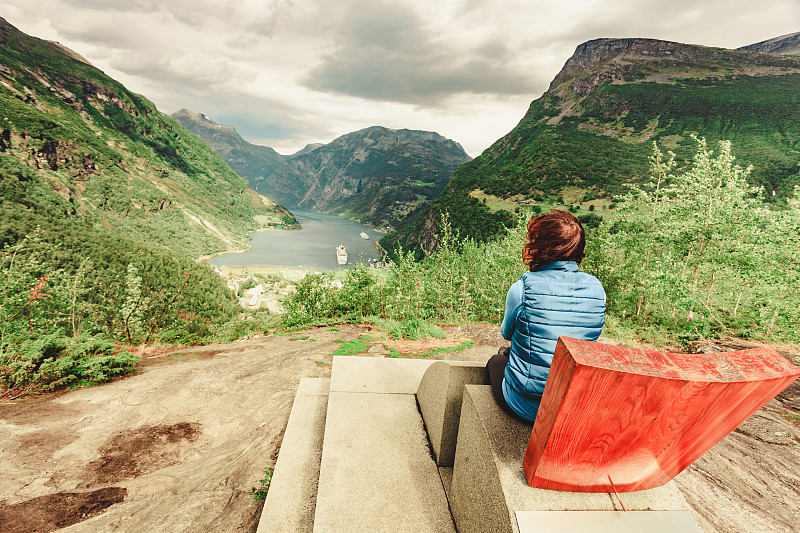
(521, 210, 586, 270)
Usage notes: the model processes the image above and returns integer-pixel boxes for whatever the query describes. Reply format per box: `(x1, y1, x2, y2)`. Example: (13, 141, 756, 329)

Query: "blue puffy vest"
(502, 261, 606, 422)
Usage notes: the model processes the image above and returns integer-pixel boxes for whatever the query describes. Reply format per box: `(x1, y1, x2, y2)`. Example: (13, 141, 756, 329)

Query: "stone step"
(448, 384, 701, 533)
(257, 378, 330, 533)
(312, 356, 456, 532)
(259, 357, 703, 533)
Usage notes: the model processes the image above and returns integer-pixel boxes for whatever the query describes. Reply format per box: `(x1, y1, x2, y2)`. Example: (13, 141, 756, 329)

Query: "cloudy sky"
(5, 1, 800, 156)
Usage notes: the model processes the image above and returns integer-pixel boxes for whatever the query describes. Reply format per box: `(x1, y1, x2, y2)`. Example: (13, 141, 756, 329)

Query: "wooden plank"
(524, 337, 800, 492)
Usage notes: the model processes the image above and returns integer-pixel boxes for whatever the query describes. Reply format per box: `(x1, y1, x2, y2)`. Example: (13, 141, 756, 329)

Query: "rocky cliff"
(171, 108, 285, 186)
(271, 126, 470, 231)
(549, 36, 800, 93)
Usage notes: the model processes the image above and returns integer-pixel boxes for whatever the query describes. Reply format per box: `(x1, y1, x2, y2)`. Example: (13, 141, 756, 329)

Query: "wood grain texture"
(523, 337, 800, 492)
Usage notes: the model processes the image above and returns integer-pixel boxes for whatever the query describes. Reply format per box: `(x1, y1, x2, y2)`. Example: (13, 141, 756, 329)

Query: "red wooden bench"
(524, 337, 800, 492)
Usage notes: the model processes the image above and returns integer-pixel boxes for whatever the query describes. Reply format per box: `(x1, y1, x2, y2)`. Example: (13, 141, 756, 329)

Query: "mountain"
(0, 17, 304, 350)
(171, 108, 285, 191)
(739, 31, 800, 55)
(292, 143, 324, 156)
(389, 33, 800, 253)
(0, 18, 297, 258)
(266, 126, 471, 231)
(171, 111, 472, 232)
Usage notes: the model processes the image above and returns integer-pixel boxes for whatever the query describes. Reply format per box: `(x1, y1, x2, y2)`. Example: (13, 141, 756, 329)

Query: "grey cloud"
(61, 0, 133, 10)
(212, 107, 305, 144)
(57, 19, 150, 50)
(110, 51, 257, 90)
(539, 0, 800, 53)
(61, 0, 288, 39)
(300, 1, 537, 105)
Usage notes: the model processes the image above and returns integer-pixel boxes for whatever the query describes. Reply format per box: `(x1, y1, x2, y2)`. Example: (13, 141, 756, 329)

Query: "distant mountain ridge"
(172, 111, 471, 231)
(388, 32, 800, 253)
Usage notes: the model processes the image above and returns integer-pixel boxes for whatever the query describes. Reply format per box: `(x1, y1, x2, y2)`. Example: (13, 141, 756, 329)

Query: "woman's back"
(502, 261, 605, 421)
(487, 209, 606, 423)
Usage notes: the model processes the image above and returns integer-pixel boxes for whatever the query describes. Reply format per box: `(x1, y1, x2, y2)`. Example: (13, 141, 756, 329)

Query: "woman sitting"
(487, 209, 606, 423)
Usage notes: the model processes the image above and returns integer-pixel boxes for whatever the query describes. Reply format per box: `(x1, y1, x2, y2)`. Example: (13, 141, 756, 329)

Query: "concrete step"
(259, 357, 702, 533)
(448, 385, 700, 533)
(312, 356, 456, 532)
(257, 378, 330, 533)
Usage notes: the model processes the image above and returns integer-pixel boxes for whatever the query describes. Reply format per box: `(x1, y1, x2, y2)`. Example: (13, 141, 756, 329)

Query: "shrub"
(0, 333, 139, 398)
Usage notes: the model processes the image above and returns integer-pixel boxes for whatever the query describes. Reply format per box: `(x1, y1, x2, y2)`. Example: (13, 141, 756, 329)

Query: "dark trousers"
(486, 347, 525, 420)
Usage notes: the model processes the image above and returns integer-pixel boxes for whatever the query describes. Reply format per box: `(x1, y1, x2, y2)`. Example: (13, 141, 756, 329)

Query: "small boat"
(360, 231, 369, 239)
(336, 245, 347, 265)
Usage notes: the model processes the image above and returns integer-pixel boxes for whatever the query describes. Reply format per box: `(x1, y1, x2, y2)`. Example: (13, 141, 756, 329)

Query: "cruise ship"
(336, 245, 347, 265)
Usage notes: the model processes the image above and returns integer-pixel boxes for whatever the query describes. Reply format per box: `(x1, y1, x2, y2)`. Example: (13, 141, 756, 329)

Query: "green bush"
(590, 138, 800, 341)
(1, 333, 139, 397)
(283, 216, 526, 330)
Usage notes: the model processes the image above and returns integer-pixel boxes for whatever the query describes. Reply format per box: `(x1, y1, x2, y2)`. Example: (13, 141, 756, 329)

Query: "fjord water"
(208, 209, 383, 270)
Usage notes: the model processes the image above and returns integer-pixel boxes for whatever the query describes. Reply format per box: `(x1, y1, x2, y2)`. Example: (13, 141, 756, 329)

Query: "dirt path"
(0, 326, 798, 532)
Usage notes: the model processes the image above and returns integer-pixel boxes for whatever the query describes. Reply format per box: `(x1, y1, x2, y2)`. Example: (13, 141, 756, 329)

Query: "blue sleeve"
(501, 280, 523, 341)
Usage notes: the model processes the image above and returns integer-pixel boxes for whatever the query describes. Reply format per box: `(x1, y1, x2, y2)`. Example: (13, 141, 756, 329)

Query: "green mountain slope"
(171, 108, 285, 191)
(0, 18, 296, 257)
(0, 17, 303, 371)
(389, 34, 800, 252)
(172, 109, 472, 232)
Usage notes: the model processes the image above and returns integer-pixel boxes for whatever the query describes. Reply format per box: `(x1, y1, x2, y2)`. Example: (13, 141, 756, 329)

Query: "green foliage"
(0, 333, 139, 399)
(380, 319, 446, 340)
(590, 137, 800, 341)
(417, 340, 475, 359)
(0, 227, 245, 396)
(382, 192, 516, 258)
(578, 213, 603, 228)
(212, 310, 281, 343)
(251, 468, 274, 501)
(284, 216, 527, 329)
(584, 75, 800, 198)
(331, 337, 371, 356)
(281, 267, 382, 327)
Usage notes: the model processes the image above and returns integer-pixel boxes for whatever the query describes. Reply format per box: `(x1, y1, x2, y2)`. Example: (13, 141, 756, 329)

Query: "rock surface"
(0, 325, 798, 532)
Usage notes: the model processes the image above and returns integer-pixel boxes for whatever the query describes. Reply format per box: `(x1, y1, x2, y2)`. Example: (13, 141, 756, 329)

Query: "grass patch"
(384, 340, 476, 359)
(418, 340, 475, 358)
(331, 336, 372, 356)
(380, 319, 446, 340)
(782, 412, 800, 427)
(251, 468, 273, 501)
(468, 189, 518, 213)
